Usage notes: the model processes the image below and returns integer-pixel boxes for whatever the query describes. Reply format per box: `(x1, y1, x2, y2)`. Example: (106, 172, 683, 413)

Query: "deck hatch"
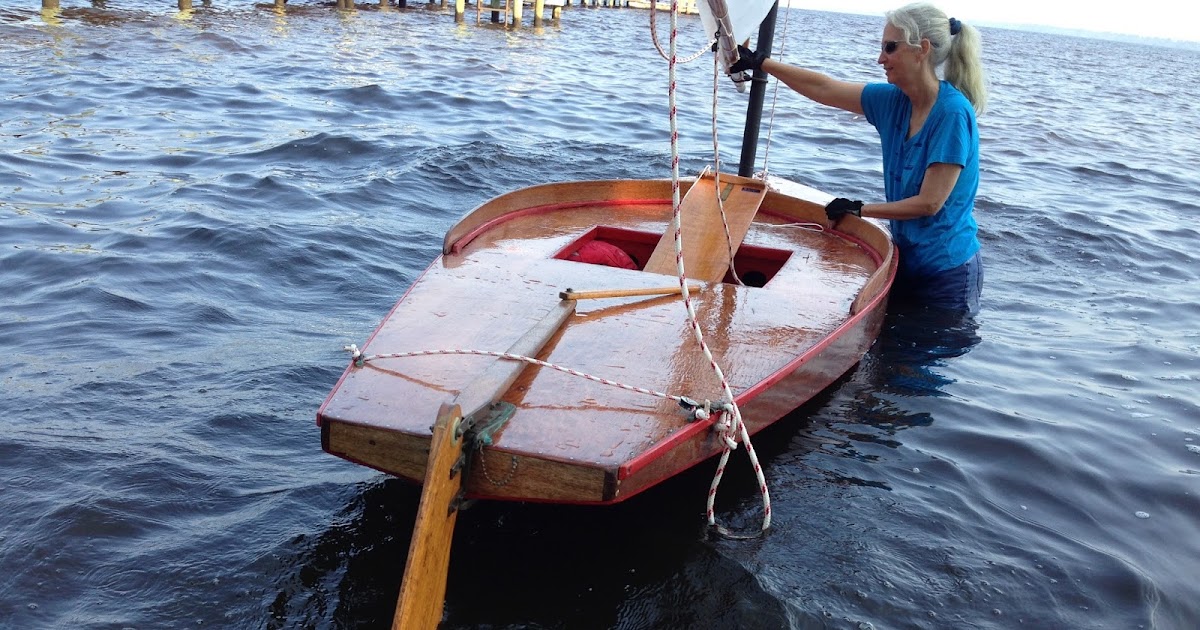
(554, 225, 792, 287)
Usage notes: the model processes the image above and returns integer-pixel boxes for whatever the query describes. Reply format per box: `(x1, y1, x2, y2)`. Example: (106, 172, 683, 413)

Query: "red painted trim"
(831, 227, 885, 267)
(736, 275, 885, 402)
(750, 206, 885, 268)
(549, 224, 664, 261)
(736, 231, 894, 400)
(617, 415, 716, 480)
(449, 198, 671, 254)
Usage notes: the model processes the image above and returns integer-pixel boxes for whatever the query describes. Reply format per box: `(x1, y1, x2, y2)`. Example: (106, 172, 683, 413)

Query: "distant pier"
(37, 0, 697, 27)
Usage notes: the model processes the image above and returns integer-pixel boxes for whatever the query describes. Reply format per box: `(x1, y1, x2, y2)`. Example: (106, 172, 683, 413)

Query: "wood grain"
(642, 172, 766, 282)
(317, 177, 895, 505)
(393, 403, 465, 630)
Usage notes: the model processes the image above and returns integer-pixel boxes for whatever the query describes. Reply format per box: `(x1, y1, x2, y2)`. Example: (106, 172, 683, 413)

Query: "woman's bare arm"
(863, 163, 962, 219)
(761, 58, 866, 115)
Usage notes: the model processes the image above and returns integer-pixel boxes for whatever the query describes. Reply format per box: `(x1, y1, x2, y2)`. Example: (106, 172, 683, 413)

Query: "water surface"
(2, 3, 1198, 628)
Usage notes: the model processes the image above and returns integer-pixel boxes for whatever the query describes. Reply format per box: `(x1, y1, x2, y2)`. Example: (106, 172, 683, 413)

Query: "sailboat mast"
(737, 1, 779, 177)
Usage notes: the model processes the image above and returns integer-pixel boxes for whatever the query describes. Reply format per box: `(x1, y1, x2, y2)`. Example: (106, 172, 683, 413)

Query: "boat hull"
(318, 177, 894, 504)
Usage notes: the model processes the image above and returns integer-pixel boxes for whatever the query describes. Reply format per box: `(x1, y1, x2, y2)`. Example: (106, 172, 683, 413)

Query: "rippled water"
(3, 3, 1199, 628)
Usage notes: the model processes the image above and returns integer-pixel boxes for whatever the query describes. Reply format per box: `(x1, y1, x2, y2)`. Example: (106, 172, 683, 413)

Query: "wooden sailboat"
(316, 2, 895, 626)
(318, 173, 894, 504)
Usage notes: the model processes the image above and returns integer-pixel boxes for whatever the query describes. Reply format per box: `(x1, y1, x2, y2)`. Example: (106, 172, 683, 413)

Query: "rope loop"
(648, 0, 715, 63)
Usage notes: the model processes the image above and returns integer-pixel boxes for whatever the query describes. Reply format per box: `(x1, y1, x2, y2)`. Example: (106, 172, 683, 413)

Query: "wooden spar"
(451, 299, 576, 419)
(392, 300, 577, 628)
(392, 403, 466, 630)
(559, 284, 704, 301)
(737, 1, 779, 177)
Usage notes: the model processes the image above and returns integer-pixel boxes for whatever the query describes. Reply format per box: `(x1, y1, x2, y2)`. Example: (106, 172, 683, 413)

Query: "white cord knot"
(679, 397, 734, 423)
(344, 344, 364, 367)
(712, 410, 739, 450)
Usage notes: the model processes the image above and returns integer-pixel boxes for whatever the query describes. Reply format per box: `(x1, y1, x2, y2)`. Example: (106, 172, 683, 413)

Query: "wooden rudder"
(393, 403, 467, 630)
(392, 300, 577, 628)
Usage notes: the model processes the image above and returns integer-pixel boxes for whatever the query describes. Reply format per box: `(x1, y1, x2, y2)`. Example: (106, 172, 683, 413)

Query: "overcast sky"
(789, 1, 1199, 42)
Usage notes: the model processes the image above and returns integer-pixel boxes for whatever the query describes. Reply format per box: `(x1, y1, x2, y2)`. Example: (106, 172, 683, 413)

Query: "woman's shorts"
(893, 251, 983, 314)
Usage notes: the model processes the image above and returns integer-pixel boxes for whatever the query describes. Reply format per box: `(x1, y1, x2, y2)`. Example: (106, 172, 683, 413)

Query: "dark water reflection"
(865, 304, 983, 396)
(268, 475, 793, 629)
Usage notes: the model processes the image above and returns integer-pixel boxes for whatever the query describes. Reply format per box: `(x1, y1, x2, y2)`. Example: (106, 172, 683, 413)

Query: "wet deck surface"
(321, 198, 875, 471)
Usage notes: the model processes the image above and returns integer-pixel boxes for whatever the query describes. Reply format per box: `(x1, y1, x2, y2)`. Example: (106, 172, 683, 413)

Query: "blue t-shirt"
(861, 81, 980, 276)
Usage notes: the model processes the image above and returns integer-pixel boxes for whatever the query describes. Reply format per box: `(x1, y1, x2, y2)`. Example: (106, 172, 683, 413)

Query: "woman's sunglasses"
(882, 40, 905, 54)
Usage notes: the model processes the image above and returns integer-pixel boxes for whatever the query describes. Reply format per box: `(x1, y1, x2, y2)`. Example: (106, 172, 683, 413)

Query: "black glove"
(825, 198, 864, 221)
(729, 45, 767, 74)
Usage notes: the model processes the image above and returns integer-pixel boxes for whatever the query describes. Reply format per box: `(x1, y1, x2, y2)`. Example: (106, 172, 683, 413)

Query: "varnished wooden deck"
(319, 177, 894, 504)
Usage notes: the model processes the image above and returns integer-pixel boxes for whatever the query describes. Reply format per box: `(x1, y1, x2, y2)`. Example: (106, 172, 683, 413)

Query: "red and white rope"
(349, 3, 779, 537)
(709, 54, 744, 287)
(665, 0, 770, 535)
(649, 1, 712, 63)
(346, 345, 690, 404)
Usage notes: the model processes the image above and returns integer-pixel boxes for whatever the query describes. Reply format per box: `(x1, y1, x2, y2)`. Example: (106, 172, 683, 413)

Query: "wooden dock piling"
(463, 0, 562, 28)
(32, 0, 607, 26)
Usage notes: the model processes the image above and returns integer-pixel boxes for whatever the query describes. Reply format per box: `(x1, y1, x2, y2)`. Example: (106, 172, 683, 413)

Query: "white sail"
(698, 0, 774, 44)
(698, 0, 776, 90)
